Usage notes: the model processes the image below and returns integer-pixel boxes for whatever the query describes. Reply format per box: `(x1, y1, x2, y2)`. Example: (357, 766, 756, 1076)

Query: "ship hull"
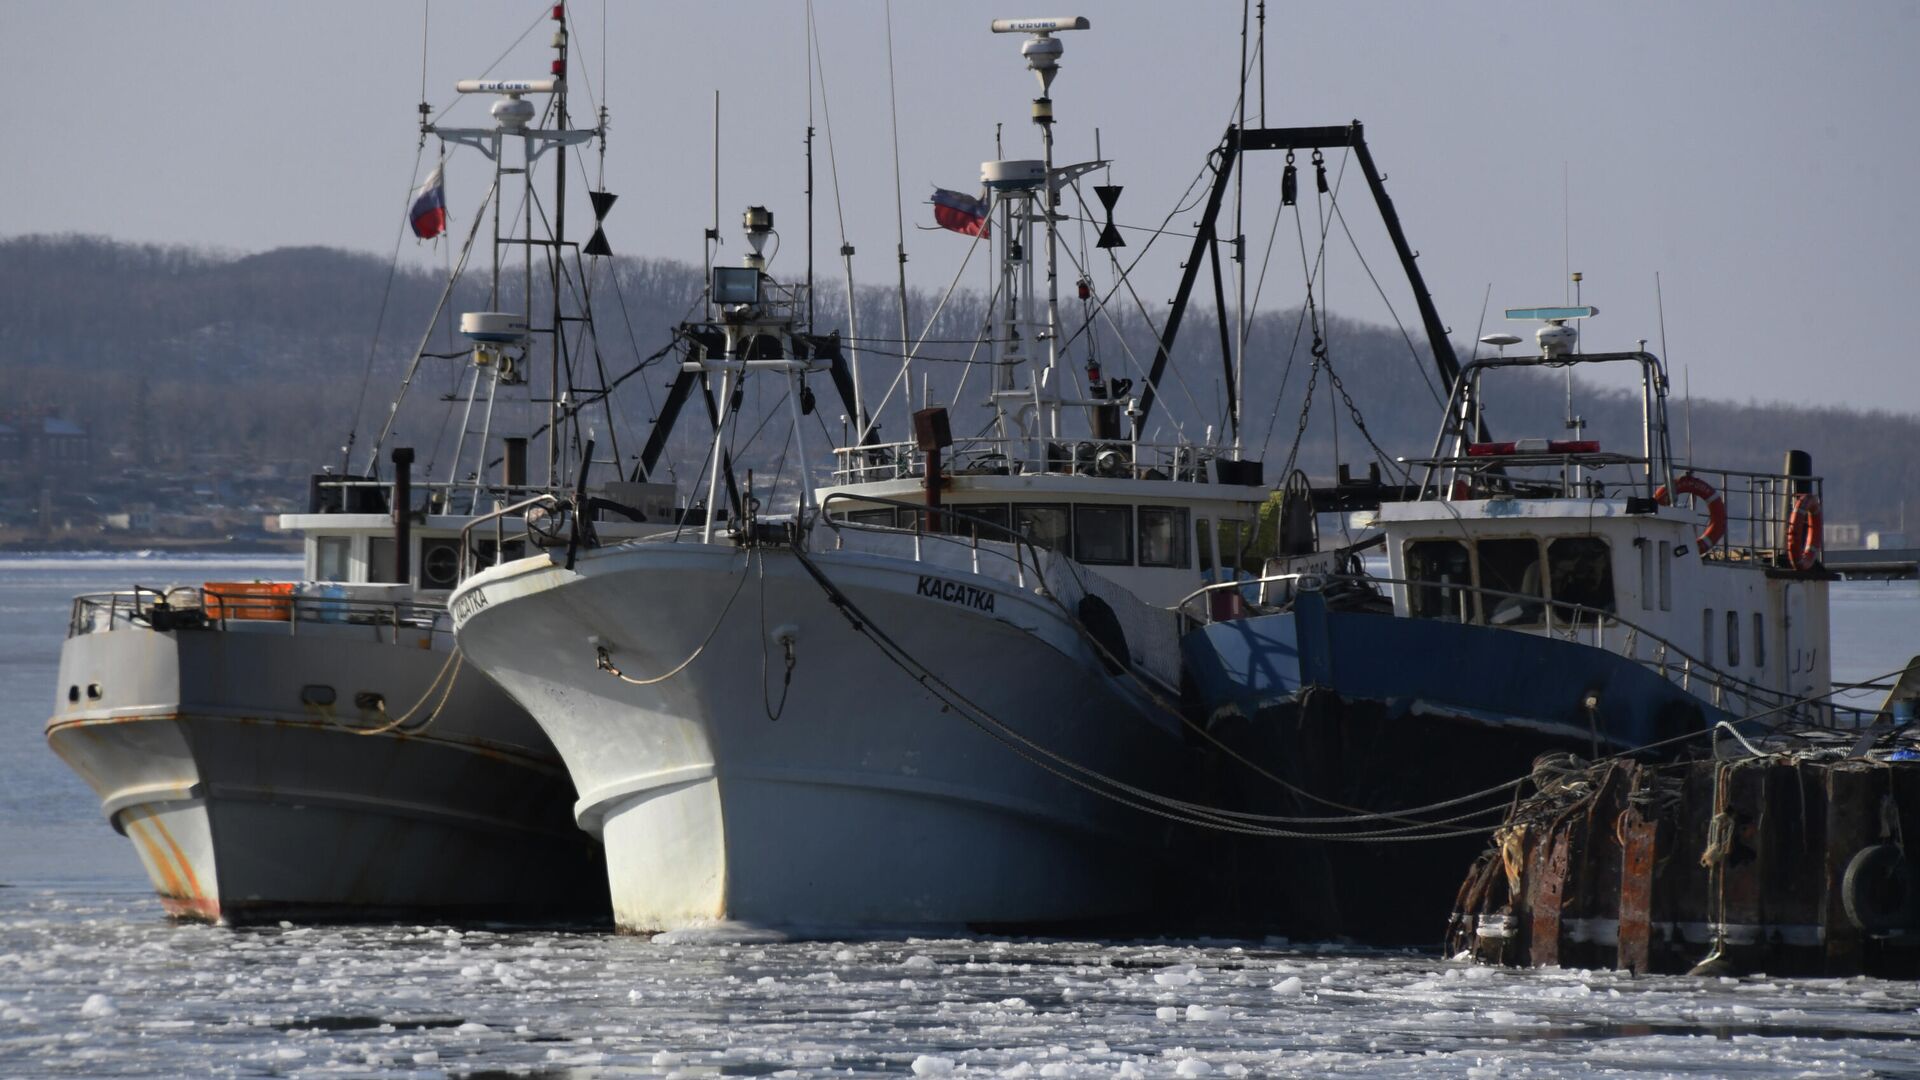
(47, 621, 607, 924)
(1181, 590, 1732, 943)
(453, 538, 1188, 934)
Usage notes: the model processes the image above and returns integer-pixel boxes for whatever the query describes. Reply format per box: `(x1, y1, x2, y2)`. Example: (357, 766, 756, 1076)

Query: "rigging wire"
(340, 140, 428, 476)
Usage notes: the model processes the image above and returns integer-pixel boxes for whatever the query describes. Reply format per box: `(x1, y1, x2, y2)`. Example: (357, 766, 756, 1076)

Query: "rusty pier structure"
(1450, 737, 1920, 978)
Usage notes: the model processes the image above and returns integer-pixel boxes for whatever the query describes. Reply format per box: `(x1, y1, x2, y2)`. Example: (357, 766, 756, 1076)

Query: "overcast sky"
(6, 1, 1917, 414)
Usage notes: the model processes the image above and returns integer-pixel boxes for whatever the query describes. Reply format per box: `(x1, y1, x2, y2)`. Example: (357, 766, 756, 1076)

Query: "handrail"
(1407, 454, 1822, 565)
(817, 491, 1065, 596)
(457, 493, 564, 581)
(829, 434, 1224, 485)
(1179, 569, 1845, 723)
(66, 587, 451, 643)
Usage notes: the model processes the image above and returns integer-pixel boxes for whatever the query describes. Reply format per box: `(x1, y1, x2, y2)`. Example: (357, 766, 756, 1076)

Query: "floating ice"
(1184, 1004, 1230, 1021)
(1155, 1006, 1180, 1022)
(1271, 976, 1304, 996)
(79, 994, 115, 1018)
(1175, 1058, 1212, 1077)
(903, 954, 936, 970)
(911, 1054, 956, 1075)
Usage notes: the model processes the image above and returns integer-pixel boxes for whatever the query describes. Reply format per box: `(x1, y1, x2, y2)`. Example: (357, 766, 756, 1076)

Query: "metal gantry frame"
(1137, 121, 1463, 450)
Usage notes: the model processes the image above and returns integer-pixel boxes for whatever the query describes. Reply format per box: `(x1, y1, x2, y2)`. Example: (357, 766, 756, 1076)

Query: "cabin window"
(1015, 504, 1071, 553)
(1220, 519, 1253, 572)
(1638, 540, 1654, 611)
(315, 536, 350, 582)
(1406, 539, 1473, 622)
(1702, 608, 1715, 664)
(1138, 506, 1190, 568)
(962, 504, 1012, 541)
(1753, 612, 1766, 669)
(1073, 505, 1134, 566)
(1549, 537, 1616, 622)
(1726, 610, 1741, 668)
(368, 537, 397, 584)
(469, 539, 525, 571)
(1479, 538, 1545, 627)
(1196, 518, 1215, 573)
(418, 538, 462, 591)
(845, 508, 896, 528)
(1657, 541, 1673, 611)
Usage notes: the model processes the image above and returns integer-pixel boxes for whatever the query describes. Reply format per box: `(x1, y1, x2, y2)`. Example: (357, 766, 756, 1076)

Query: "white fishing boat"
(46, 6, 673, 923)
(450, 17, 1277, 933)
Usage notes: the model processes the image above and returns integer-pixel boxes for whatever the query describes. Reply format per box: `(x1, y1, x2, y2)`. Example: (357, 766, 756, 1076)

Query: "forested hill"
(3, 233, 1913, 532)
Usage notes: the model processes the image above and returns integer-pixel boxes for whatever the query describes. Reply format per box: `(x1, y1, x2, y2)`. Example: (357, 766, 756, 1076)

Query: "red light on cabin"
(552, 59, 566, 76)
(1554, 440, 1600, 454)
(552, 4, 565, 21)
(1466, 442, 1514, 456)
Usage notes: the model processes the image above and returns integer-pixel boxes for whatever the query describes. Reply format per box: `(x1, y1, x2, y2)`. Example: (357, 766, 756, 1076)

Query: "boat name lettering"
(450, 587, 490, 623)
(916, 575, 996, 613)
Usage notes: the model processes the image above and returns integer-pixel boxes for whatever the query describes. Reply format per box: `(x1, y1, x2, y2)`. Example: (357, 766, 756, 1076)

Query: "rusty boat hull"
(46, 611, 608, 924)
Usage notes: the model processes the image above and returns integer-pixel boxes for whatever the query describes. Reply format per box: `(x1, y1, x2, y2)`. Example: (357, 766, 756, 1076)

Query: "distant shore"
(0, 535, 301, 555)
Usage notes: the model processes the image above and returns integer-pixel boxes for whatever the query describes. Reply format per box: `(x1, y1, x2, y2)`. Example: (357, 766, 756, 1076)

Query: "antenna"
(1561, 162, 1570, 305)
(805, 0, 815, 327)
(885, 1, 913, 411)
(1683, 366, 1694, 469)
(707, 91, 720, 321)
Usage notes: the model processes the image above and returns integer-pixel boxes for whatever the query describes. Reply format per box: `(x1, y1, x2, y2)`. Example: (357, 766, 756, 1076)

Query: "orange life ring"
(1653, 473, 1727, 550)
(1786, 493, 1823, 571)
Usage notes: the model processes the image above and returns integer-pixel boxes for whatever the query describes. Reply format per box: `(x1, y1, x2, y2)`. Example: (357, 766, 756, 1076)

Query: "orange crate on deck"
(202, 581, 294, 621)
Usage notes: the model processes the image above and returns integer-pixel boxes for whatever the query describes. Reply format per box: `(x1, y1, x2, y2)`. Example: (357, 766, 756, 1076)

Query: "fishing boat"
(45, 6, 669, 923)
(1180, 300, 1842, 941)
(448, 16, 1281, 934)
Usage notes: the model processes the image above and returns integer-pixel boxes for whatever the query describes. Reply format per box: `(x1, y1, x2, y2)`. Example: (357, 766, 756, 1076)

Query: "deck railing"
(1408, 453, 1824, 566)
(830, 435, 1227, 486)
(67, 587, 450, 644)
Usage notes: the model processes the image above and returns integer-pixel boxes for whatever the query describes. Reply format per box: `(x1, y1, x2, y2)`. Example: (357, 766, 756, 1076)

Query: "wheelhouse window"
(1726, 610, 1741, 668)
(959, 503, 1012, 541)
(1015, 504, 1071, 553)
(315, 536, 350, 582)
(1479, 538, 1545, 627)
(1406, 539, 1472, 622)
(368, 537, 397, 584)
(1072, 504, 1133, 566)
(1548, 537, 1616, 622)
(1753, 612, 1766, 669)
(1657, 541, 1673, 611)
(844, 508, 896, 528)
(1138, 506, 1191, 568)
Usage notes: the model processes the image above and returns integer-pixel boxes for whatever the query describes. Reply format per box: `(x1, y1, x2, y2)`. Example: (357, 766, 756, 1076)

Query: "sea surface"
(2, 554, 1917, 1078)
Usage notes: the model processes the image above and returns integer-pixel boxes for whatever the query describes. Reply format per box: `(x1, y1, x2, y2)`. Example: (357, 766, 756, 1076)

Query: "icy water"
(3, 556, 1918, 1078)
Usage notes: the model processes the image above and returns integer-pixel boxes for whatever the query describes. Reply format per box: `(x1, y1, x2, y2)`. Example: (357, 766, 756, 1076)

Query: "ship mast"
(426, 4, 597, 508)
(992, 17, 1087, 440)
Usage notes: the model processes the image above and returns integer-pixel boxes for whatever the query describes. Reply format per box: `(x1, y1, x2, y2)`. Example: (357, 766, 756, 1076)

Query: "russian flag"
(408, 165, 447, 240)
(931, 188, 990, 238)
